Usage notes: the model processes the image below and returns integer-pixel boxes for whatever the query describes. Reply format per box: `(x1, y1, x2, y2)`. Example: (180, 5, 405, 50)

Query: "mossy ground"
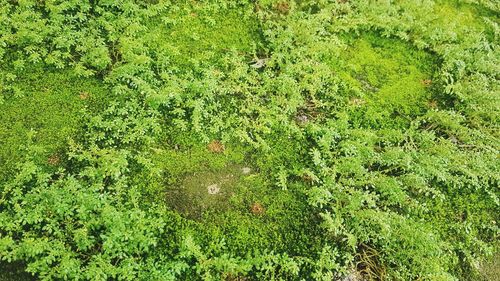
(434, 0, 497, 36)
(146, 140, 321, 256)
(334, 33, 438, 128)
(145, 1, 262, 67)
(0, 0, 442, 259)
(0, 68, 108, 181)
(479, 250, 500, 281)
(0, 0, 497, 279)
(156, 143, 252, 218)
(138, 3, 307, 241)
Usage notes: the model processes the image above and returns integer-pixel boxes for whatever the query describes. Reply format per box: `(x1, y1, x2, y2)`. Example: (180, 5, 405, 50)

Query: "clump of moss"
(0, 68, 107, 180)
(166, 163, 246, 219)
(145, 2, 263, 68)
(334, 33, 438, 128)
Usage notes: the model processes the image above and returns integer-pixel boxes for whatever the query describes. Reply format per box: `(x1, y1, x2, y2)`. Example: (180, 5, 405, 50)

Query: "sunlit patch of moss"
(0, 68, 108, 180)
(433, 0, 495, 38)
(145, 2, 262, 68)
(334, 34, 438, 128)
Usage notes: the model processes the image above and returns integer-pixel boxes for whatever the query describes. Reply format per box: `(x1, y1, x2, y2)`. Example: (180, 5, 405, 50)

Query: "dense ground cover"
(0, 0, 498, 280)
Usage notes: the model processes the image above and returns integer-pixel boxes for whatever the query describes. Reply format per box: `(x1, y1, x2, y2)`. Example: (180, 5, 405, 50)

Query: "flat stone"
(242, 167, 251, 174)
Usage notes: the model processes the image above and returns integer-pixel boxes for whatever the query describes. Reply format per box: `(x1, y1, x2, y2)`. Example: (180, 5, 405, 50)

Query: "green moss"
(0, 68, 108, 180)
(434, 0, 495, 37)
(146, 2, 262, 67)
(147, 141, 249, 215)
(0, 1, 497, 279)
(147, 140, 320, 256)
(335, 34, 438, 128)
(201, 182, 321, 256)
(166, 162, 248, 218)
(479, 249, 500, 281)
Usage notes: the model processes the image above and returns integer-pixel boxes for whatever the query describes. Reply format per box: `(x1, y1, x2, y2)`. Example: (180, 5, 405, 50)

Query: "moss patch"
(479, 250, 500, 281)
(434, 0, 496, 38)
(335, 34, 438, 128)
(148, 140, 322, 255)
(146, 2, 262, 67)
(0, 68, 108, 180)
(149, 142, 250, 217)
(166, 162, 252, 218)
